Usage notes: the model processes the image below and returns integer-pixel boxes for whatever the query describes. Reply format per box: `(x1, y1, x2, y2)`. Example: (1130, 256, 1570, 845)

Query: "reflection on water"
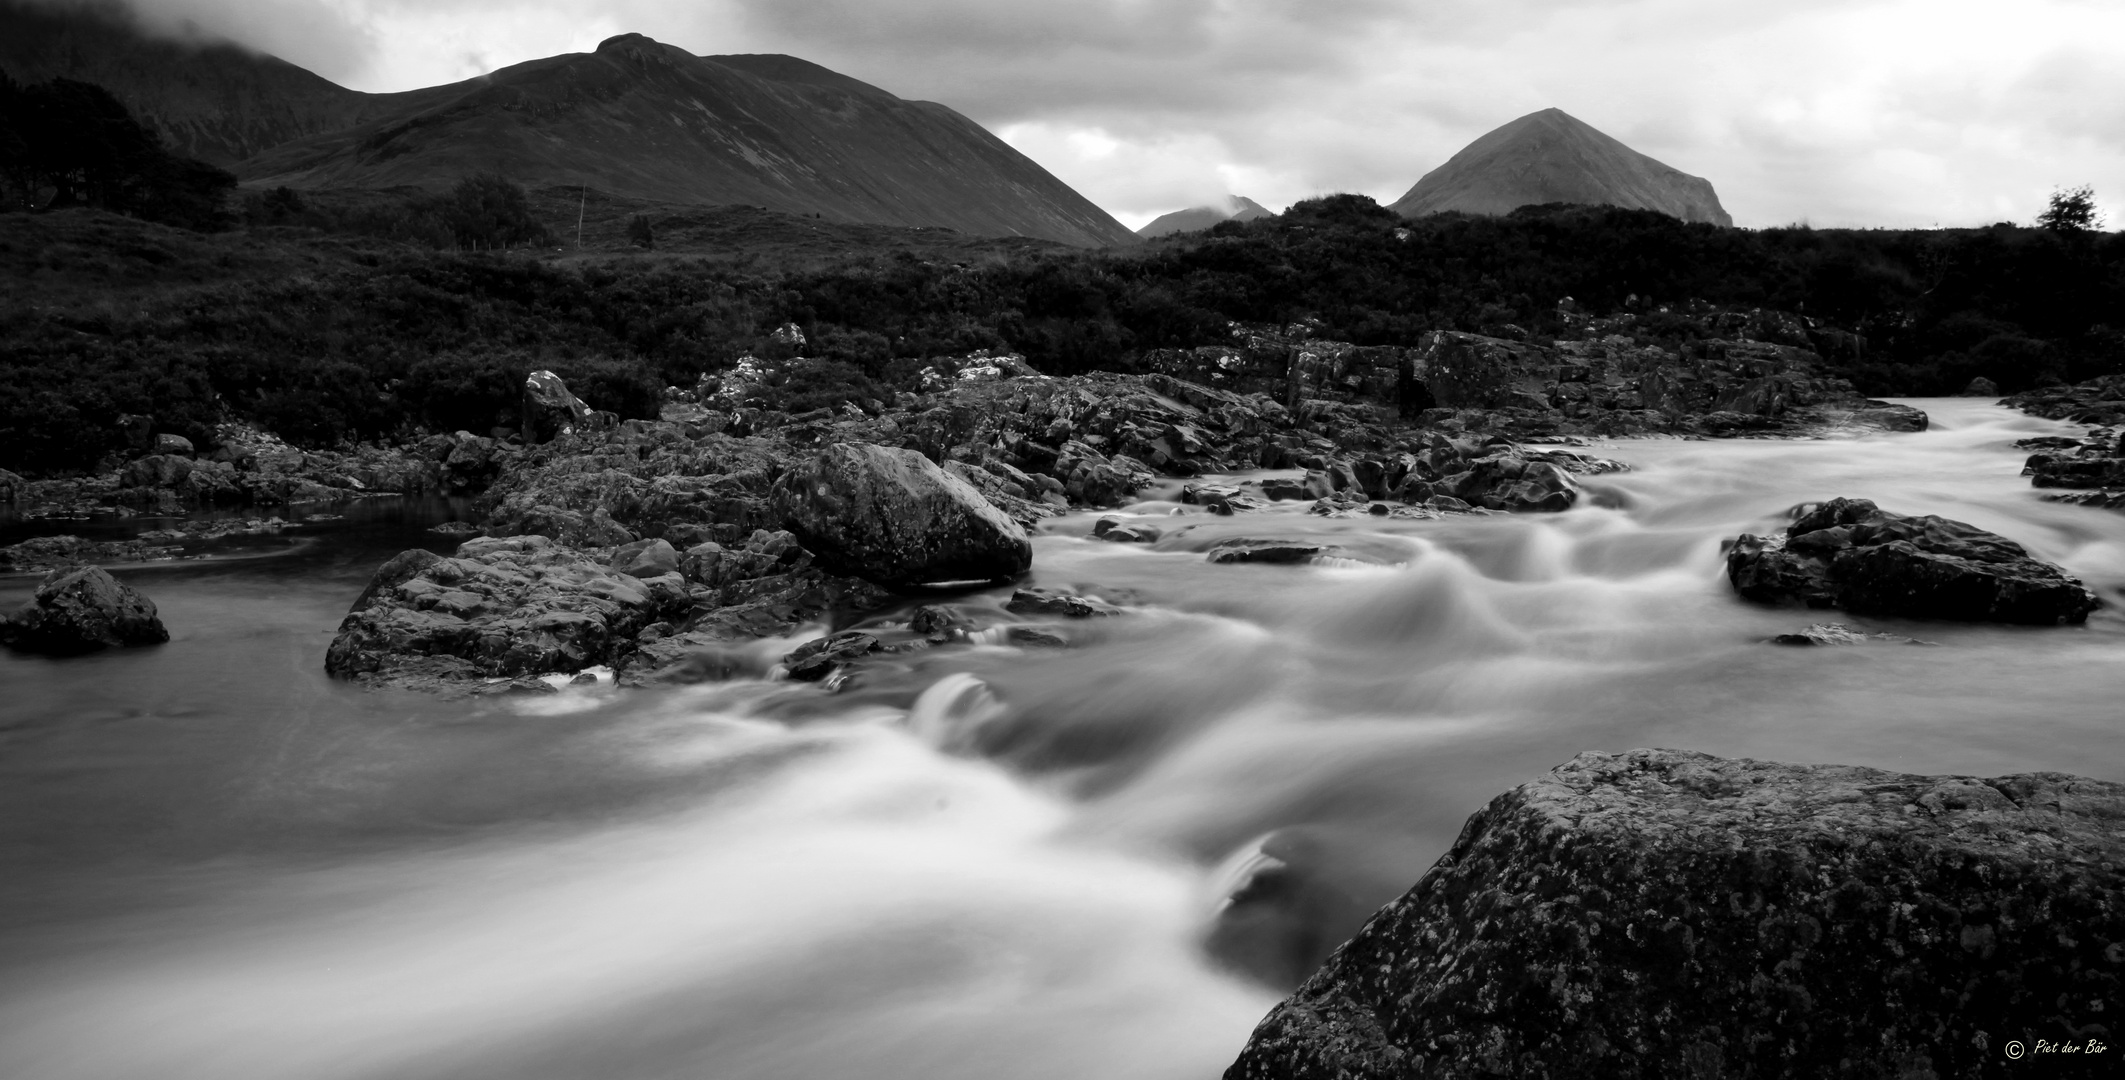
(3, 401, 2122, 1079)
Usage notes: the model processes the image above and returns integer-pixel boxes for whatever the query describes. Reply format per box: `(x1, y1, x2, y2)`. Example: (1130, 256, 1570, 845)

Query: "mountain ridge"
(235, 33, 1137, 247)
(1391, 108, 1731, 227)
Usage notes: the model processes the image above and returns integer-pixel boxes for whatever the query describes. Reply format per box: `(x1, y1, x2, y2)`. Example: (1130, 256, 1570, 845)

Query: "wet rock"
(1961, 376, 2000, 397)
(1005, 627, 1068, 648)
(1767, 622, 1933, 646)
(1226, 748, 2125, 1080)
(325, 535, 696, 684)
(428, 521, 483, 539)
(1726, 497, 2099, 624)
(773, 442, 1032, 587)
(1097, 521, 1162, 543)
(1207, 539, 1331, 565)
(1, 567, 169, 653)
(0, 534, 185, 574)
(782, 630, 881, 681)
(152, 433, 194, 456)
(1004, 587, 1121, 618)
(522, 369, 595, 444)
(2005, 373, 2125, 427)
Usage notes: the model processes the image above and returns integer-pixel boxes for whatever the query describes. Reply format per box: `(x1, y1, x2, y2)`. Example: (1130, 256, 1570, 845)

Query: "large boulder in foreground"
(1, 567, 169, 653)
(1726, 497, 2099, 624)
(773, 442, 1032, 587)
(1227, 748, 2125, 1080)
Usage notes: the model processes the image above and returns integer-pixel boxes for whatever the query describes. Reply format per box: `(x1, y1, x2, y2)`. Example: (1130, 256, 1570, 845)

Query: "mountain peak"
(1136, 195, 1272, 238)
(1391, 109, 1731, 226)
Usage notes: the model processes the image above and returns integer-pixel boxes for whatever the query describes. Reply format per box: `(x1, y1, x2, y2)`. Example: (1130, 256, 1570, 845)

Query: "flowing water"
(3, 399, 2122, 1080)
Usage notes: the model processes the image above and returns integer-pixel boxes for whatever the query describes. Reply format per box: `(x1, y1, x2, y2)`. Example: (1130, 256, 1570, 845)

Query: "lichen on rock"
(1226, 748, 2125, 1080)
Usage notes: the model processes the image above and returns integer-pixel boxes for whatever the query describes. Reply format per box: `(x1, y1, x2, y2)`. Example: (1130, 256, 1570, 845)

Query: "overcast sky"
(127, 0, 2124, 230)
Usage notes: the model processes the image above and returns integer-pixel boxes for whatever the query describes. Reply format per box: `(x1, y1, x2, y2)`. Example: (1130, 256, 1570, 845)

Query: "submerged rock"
(1766, 622, 1934, 646)
(1206, 538, 1332, 565)
(773, 442, 1032, 587)
(1726, 497, 2099, 624)
(1226, 748, 2125, 1080)
(1004, 587, 1122, 618)
(1, 566, 169, 653)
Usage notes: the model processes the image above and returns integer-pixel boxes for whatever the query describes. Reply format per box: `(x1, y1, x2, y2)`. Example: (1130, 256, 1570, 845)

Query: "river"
(3, 399, 2121, 1079)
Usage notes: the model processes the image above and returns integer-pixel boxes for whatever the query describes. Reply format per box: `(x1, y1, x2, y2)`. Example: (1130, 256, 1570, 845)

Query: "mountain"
(1389, 108, 1731, 227)
(1136, 195, 1273, 238)
(0, 0, 376, 166)
(236, 34, 1137, 247)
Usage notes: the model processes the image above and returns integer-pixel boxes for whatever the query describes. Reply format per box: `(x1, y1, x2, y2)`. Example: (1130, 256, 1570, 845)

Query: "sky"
(121, 0, 2125, 230)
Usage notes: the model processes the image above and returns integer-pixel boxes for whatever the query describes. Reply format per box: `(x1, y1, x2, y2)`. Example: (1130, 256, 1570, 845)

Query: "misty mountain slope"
(0, 0, 382, 166)
(1391, 108, 1731, 226)
(240, 34, 1138, 248)
(1136, 196, 1271, 238)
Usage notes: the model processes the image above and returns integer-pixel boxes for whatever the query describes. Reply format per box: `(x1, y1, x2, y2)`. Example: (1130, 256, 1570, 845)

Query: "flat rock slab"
(1208, 538, 1334, 565)
(1226, 748, 2125, 1080)
(1727, 497, 2099, 624)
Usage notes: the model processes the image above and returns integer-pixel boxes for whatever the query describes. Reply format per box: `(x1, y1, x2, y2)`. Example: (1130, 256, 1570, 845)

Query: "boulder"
(1226, 748, 2125, 1080)
(522, 369, 594, 444)
(611, 537, 680, 578)
(1961, 376, 2001, 397)
(773, 442, 1032, 587)
(1726, 497, 2099, 624)
(1, 567, 169, 653)
(782, 630, 881, 682)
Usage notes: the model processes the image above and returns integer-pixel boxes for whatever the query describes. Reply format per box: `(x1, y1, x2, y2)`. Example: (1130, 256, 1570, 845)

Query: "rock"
(1207, 538, 1331, 565)
(1848, 400, 1930, 432)
(1726, 497, 2099, 624)
(428, 521, 483, 538)
(325, 536, 693, 683)
(773, 442, 1032, 587)
(152, 433, 194, 456)
(1961, 376, 2001, 397)
(1767, 622, 1933, 646)
(782, 630, 880, 681)
(0, 534, 184, 574)
(1, 567, 169, 653)
(2005, 374, 2125, 427)
(1004, 587, 1121, 618)
(611, 537, 679, 578)
(522, 369, 595, 444)
(0, 468, 21, 505)
(1227, 749, 2125, 1080)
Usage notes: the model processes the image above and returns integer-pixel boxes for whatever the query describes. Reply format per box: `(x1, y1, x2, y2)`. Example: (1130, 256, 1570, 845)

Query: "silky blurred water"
(2, 400, 2121, 1080)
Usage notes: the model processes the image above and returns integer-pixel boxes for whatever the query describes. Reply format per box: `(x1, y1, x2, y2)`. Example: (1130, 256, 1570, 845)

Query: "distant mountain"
(0, 0, 376, 166)
(236, 34, 1136, 247)
(1136, 195, 1272, 238)
(1390, 108, 1731, 227)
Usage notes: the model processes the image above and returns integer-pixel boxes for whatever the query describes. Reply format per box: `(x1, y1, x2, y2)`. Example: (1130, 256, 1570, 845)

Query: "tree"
(0, 75, 233, 228)
(2037, 185, 2103, 233)
(437, 173, 549, 250)
(627, 213, 655, 250)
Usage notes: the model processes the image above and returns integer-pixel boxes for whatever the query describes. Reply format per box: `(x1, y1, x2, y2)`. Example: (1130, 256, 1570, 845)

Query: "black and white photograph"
(1, 1, 2120, 1076)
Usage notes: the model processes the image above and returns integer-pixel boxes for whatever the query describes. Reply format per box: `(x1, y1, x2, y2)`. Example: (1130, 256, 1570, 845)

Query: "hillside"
(0, 0, 376, 166)
(1136, 196, 1272, 238)
(238, 34, 1137, 248)
(1391, 108, 1732, 226)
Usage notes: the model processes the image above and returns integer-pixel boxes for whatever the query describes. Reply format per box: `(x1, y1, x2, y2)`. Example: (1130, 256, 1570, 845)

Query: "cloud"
(81, 0, 2125, 228)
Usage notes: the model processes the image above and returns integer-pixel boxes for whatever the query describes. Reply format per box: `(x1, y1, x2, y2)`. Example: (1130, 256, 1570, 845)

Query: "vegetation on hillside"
(3, 191, 2120, 476)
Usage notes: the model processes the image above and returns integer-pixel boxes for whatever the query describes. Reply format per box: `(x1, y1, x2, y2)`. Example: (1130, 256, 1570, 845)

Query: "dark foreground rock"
(2006, 374, 2125, 427)
(1, 567, 169, 653)
(1226, 748, 2125, 1080)
(772, 442, 1032, 586)
(1726, 497, 2099, 624)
